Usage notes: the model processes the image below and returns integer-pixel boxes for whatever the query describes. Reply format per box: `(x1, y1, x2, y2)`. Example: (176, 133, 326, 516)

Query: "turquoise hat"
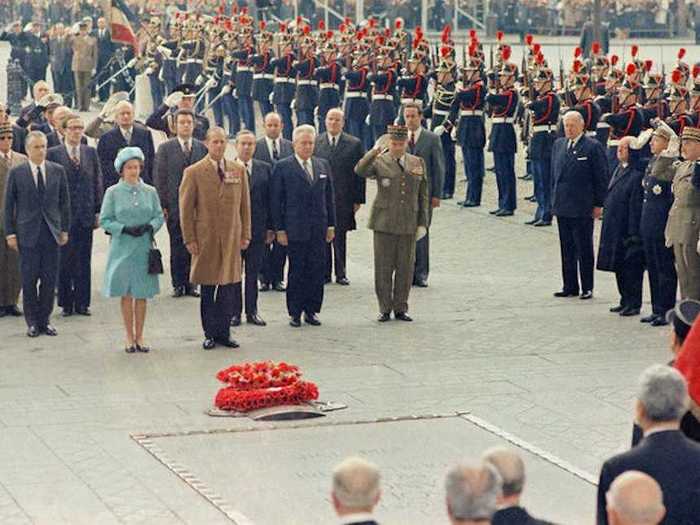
(114, 146, 145, 173)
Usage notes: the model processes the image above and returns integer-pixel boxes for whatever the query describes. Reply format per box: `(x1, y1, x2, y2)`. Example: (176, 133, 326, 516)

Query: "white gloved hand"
(222, 85, 232, 95)
(126, 58, 137, 68)
(365, 114, 371, 126)
(663, 135, 680, 158)
(450, 127, 457, 141)
(290, 99, 296, 110)
(165, 91, 184, 107)
(195, 75, 205, 86)
(232, 88, 238, 98)
(434, 125, 446, 136)
(157, 45, 172, 58)
(145, 66, 154, 76)
(416, 226, 427, 241)
(314, 107, 319, 117)
(205, 78, 217, 90)
(269, 93, 274, 104)
(393, 117, 401, 125)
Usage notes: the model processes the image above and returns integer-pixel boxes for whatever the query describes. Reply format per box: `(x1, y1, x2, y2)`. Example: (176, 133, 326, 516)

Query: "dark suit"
(314, 132, 365, 281)
(493, 506, 554, 525)
(551, 135, 609, 294)
(596, 430, 700, 525)
(409, 128, 445, 283)
(233, 159, 273, 317)
(97, 125, 155, 188)
(254, 136, 293, 287)
(94, 28, 113, 101)
(271, 155, 336, 318)
(47, 144, 102, 312)
(3, 161, 71, 328)
(154, 137, 207, 289)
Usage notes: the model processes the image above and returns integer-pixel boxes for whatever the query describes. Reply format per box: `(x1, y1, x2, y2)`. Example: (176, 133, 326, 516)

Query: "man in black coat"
(154, 109, 206, 298)
(94, 17, 113, 102)
(231, 130, 273, 327)
(552, 111, 609, 300)
(313, 108, 365, 285)
(97, 101, 155, 188)
(596, 364, 700, 525)
(596, 136, 645, 316)
(46, 115, 102, 317)
(271, 125, 336, 327)
(254, 112, 293, 292)
(3, 131, 70, 337)
(605, 471, 666, 525)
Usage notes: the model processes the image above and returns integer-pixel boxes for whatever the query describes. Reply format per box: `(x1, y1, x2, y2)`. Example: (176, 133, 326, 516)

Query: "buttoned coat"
(411, 128, 445, 201)
(71, 34, 97, 73)
(97, 124, 155, 188)
(0, 151, 26, 305)
(253, 137, 293, 164)
(659, 157, 700, 246)
(179, 157, 252, 285)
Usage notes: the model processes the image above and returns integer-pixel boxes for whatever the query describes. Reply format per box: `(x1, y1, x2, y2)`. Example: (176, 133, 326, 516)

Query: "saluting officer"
(146, 84, 210, 142)
(355, 125, 429, 323)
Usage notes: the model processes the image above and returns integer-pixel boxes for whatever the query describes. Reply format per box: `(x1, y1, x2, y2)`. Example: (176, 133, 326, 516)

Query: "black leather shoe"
(185, 286, 200, 298)
(619, 307, 640, 317)
(125, 345, 137, 353)
(553, 290, 578, 297)
(495, 209, 514, 217)
(0, 309, 5, 318)
(523, 194, 535, 200)
(460, 200, 479, 208)
(216, 337, 240, 348)
(6, 305, 22, 316)
(640, 314, 657, 323)
(43, 324, 58, 336)
(610, 305, 625, 313)
(273, 282, 286, 292)
(246, 314, 267, 326)
(289, 317, 301, 327)
(172, 286, 186, 298)
(579, 291, 593, 300)
(61, 308, 73, 317)
(377, 312, 391, 322)
(414, 279, 428, 288)
(75, 307, 91, 316)
(230, 315, 241, 327)
(534, 220, 552, 227)
(259, 282, 271, 292)
(651, 316, 669, 327)
(136, 343, 150, 353)
(27, 325, 40, 337)
(395, 312, 413, 322)
(526, 196, 537, 202)
(442, 193, 453, 200)
(202, 338, 216, 350)
(304, 313, 322, 326)
(336, 277, 350, 286)
(489, 208, 502, 215)
(524, 218, 539, 225)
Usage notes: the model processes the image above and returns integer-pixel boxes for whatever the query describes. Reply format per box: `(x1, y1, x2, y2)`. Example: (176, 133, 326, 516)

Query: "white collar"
(28, 160, 46, 173)
(208, 156, 224, 170)
(295, 154, 312, 168)
(266, 136, 279, 147)
(338, 512, 375, 524)
(328, 131, 341, 143)
(178, 136, 192, 149)
(121, 126, 133, 136)
(569, 133, 583, 147)
(408, 127, 421, 141)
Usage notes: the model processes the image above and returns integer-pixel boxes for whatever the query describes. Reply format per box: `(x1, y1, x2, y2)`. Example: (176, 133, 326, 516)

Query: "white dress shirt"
(327, 132, 341, 147)
(295, 154, 313, 179)
(28, 160, 47, 187)
(266, 136, 280, 160)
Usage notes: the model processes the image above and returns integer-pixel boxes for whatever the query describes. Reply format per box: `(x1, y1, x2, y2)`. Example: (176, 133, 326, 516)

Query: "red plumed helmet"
(241, 7, 248, 14)
(631, 44, 639, 57)
(644, 59, 653, 72)
(217, 5, 224, 14)
(318, 20, 325, 30)
(591, 41, 601, 54)
(344, 17, 351, 25)
(672, 68, 683, 83)
(525, 33, 533, 45)
(395, 18, 403, 29)
(678, 48, 686, 60)
(415, 26, 423, 37)
(536, 53, 544, 65)
(573, 60, 582, 73)
(369, 18, 376, 28)
(280, 22, 287, 32)
(626, 63, 636, 76)
(469, 29, 476, 38)
(296, 15, 302, 24)
(303, 25, 310, 35)
(693, 64, 700, 78)
(339, 23, 345, 32)
(326, 30, 333, 39)
(574, 47, 582, 58)
(533, 43, 541, 54)
(441, 24, 451, 43)
(441, 46, 450, 57)
(496, 30, 504, 41)
(384, 27, 391, 37)
(259, 20, 266, 30)
(501, 45, 511, 61)
(611, 55, 619, 66)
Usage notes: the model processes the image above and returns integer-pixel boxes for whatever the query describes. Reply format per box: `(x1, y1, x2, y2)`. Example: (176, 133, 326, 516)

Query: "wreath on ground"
(214, 361, 319, 412)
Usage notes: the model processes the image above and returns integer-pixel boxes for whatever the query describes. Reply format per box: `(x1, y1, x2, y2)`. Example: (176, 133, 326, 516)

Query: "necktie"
(183, 140, 191, 163)
(36, 166, 45, 196)
(331, 136, 336, 148)
(396, 158, 403, 171)
(71, 146, 79, 166)
(567, 140, 574, 154)
(303, 160, 313, 183)
(217, 162, 225, 181)
(272, 139, 279, 161)
(124, 128, 132, 143)
(409, 132, 415, 153)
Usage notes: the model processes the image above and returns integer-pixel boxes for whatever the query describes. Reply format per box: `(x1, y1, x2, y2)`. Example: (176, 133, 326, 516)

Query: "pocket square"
(576, 156, 588, 160)
(319, 174, 327, 179)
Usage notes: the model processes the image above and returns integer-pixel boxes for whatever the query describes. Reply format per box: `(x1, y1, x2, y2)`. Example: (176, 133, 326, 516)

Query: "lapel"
(294, 157, 312, 185)
(259, 139, 272, 163)
(412, 128, 425, 155)
(608, 165, 627, 190)
(203, 158, 224, 197)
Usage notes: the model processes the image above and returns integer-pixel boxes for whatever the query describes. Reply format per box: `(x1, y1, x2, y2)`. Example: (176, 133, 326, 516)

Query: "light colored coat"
(179, 156, 252, 286)
(0, 151, 26, 305)
(71, 34, 97, 72)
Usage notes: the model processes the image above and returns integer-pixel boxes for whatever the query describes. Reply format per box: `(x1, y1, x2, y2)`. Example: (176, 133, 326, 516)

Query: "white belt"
(345, 91, 367, 98)
(237, 66, 252, 72)
(297, 79, 316, 86)
(608, 139, 620, 146)
(372, 94, 393, 101)
(460, 110, 483, 116)
(492, 117, 515, 124)
(185, 59, 203, 64)
(585, 131, 597, 137)
(532, 124, 556, 133)
(274, 77, 295, 83)
(253, 73, 274, 80)
(320, 83, 340, 90)
(433, 109, 450, 116)
(596, 122, 610, 128)
(401, 97, 420, 104)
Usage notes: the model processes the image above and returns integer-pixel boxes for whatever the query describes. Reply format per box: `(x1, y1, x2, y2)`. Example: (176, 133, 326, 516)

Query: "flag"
(107, 0, 140, 51)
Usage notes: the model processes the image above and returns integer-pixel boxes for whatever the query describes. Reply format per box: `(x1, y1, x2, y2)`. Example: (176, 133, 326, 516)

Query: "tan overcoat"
(0, 150, 26, 305)
(179, 156, 251, 285)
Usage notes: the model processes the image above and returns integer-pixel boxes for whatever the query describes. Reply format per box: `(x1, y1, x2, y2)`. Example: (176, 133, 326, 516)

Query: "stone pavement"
(0, 151, 669, 524)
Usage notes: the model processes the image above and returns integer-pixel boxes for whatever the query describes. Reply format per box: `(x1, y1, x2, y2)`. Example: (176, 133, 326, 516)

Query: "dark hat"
(667, 300, 700, 340)
(387, 125, 408, 141)
(173, 83, 197, 97)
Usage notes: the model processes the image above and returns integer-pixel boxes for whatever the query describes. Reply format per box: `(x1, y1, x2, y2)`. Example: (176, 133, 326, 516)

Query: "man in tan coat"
(179, 127, 252, 350)
(0, 122, 26, 317)
(71, 21, 97, 112)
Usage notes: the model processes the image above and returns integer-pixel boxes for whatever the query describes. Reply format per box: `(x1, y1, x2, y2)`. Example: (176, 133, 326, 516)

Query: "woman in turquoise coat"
(100, 147, 164, 353)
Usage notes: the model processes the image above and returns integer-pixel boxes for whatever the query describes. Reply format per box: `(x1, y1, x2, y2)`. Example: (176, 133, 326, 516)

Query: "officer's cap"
(652, 126, 673, 142)
(0, 122, 13, 137)
(681, 126, 700, 143)
(667, 300, 700, 340)
(173, 83, 197, 97)
(387, 125, 408, 141)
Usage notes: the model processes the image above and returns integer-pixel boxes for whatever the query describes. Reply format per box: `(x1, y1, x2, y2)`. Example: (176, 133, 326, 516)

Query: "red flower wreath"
(214, 361, 319, 412)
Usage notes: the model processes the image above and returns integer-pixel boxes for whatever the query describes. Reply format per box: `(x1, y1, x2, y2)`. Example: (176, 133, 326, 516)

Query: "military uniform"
(367, 66, 397, 139)
(355, 130, 429, 317)
(251, 48, 274, 118)
(270, 52, 296, 140)
(486, 80, 519, 214)
(528, 87, 560, 224)
(232, 46, 256, 132)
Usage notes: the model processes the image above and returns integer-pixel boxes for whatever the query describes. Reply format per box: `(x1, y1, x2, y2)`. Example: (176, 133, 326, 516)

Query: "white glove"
(205, 78, 217, 90)
(450, 127, 457, 141)
(314, 107, 319, 117)
(126, 58, 137, 68)
(145, 66, 154, 76)
(195, 75, 205, 86)
(416, 226, 427, 241)
(393, 117, 401, 125)
(222, 85, 232, 95)
(365, 114, 371, 126)
(157, 45, 172, 58)
(269, 93, 274, 104)
(434, 125, 446, 136)
(662, 135, 680, 158)
(232, 88, 238, 99)
(290, 99, 296, 110)
(165, 91, 184, 107)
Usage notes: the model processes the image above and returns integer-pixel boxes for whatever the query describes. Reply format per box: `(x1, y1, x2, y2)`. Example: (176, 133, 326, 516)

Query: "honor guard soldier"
(178, 23, 205, 85)
(232, 27, 256, 133)
(641, 62, 669, 126)
(143, 18, 165, 109)
(594, 55, 622, 146)
(222, 34, 241, 138)
(252, 22, 275, 118)
(590, 42, 608, 96)
(315, 37, 343, 133)
(292, 28, 319, 126)
(146, 83, 210, 142)
(343, 48, 371, 147)
(603, 65, 644, 172)
(451, 44, 486, 208)
(667, 70, 694, 136)
(270, 25, 296, 140)
(354, 125, 429, 323)
(367, 43, 398, 140)
(526, 59, 560, 226)
(205, 44, 228, 130)
(157, 24, 180, 96)
(569, 63, 602, 144)
(397, 43, 429, 122)
(485, 45, 519, 216)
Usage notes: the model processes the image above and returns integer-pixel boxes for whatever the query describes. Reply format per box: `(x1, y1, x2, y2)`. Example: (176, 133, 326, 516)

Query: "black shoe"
(519, 174, 532, 180)
(246, 314, 267, 326)
(6, 305, 21, 316)
(640, 314, 657, 323)
(125, 345, 137, 353)
(0, 309, 5, 318)
(75, 307, 91, 316)
(534, 219, 552, 227)
(289, 317, 301, 327)
(185, 286, 200, 298)
(336, 276, 350, 286)
(304, 313, 321, 326)
(523, 194, 535, 200)
(377, 312, 391, 322)
(610, 305, 625, 313)
(414, 279, 428, 288)
(172, 286, 186, 298)
(61, 308, 73, 317)
(486, 165, 495, 172)
(136, 343, 150, 353)
(442, 193, 453, 200)
(202, 338, 216, 350)
(489, 208, 502, 215)
(524, 218, 539, 225)
(619, 306, 640, 317)
(27, 325, 40, 337)
(273, 282, 286, 292)
(43, 324, 58, 336)
(230, 315, 241, 327)
(394, 312, 413, 322)
(495, 210, 514, 217)
(216, 337, 240, 348)
(554, 290, 578, 297)
(259, 282, 271, 292)
(651, 316, 669, 327)
(579, 291, 593, 300)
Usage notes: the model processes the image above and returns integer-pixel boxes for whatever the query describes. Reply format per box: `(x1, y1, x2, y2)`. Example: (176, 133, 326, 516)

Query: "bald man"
(606, 471, 665, 525)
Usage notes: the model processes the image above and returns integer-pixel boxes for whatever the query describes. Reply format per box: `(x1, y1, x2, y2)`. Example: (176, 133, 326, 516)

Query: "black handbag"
(148, 233, 164, 275)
